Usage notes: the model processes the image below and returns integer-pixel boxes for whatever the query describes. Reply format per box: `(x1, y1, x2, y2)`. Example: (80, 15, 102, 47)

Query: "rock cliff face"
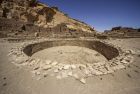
(0, 0, 95, 33)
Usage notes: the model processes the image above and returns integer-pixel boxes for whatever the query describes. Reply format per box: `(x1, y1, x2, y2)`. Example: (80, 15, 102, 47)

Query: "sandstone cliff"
(0, 0, 95, 33)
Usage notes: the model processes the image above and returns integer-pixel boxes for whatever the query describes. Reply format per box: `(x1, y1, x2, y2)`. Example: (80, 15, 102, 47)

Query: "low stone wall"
(23, 40, 119, 60)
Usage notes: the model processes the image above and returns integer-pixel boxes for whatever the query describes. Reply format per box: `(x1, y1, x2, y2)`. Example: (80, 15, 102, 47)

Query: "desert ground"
(0, 38, 140, 94)
(0, 0, 140, 94)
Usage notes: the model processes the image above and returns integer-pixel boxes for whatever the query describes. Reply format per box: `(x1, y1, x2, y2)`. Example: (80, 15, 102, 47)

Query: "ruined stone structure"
(0, 0, 95, 38)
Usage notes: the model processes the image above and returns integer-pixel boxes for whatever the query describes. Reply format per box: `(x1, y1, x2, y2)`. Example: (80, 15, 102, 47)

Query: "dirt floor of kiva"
(0, 38, 140, 94)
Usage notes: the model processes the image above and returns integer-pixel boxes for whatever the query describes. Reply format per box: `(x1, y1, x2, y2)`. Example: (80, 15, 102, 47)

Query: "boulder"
(42, 65, 51, 70)
(71, 64, 76, 69)
(51, 61, 58, 66)
(80, 78, 86, 84)
(63, 65, 70, 70)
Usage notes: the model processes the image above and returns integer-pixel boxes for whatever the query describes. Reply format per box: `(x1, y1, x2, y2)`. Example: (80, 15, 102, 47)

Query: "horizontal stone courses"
(23, 39, 119, 60)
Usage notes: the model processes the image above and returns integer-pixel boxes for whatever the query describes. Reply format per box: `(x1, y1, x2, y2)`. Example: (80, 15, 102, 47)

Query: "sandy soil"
(32, 46, 107, 64)
(0, 38, 140, 94)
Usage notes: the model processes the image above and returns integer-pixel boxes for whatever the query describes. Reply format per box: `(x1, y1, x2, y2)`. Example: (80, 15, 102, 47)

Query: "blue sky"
(39, 0, 140, 32)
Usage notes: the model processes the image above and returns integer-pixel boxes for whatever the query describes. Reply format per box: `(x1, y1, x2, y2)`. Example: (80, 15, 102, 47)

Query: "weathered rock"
(63, 65, 70, 70)
(42, 65, 51, 70)
(29, 60, 36, 66)
(112, 64, 125, 70)
(73, 74, 79, 79)
(79, 64, 86, 70)
(86, 63, 91, 67)
(0, 0, 96, 38)
(14, 57, 27, 64)
(36, 71, 41, 75)
(121, 59, 128, 64)
(84, 69, 91, 75)
(93, 61, 106, 66)
(51, 61, 58, 66)
(34, 32, 39, 37)
(91, 68, 103, 75)
(33, 66, 39, 70)
(36, 59, 41, 64)
(8, 52, 13, 56)
(58, 66, 63, 70)
(125, 50, 135, 54)
(71, 64, 76, 69)
(124, 55, 133, 63)
(79, 78, 86, 84)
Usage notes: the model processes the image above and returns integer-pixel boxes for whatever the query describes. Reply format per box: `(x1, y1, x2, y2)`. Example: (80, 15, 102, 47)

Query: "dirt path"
(0, 38, 140, 94)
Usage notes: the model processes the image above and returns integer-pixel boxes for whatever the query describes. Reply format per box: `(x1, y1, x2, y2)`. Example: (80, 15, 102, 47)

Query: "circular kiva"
(23, 40, 119, 60)
(9, 39, 133, 81)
